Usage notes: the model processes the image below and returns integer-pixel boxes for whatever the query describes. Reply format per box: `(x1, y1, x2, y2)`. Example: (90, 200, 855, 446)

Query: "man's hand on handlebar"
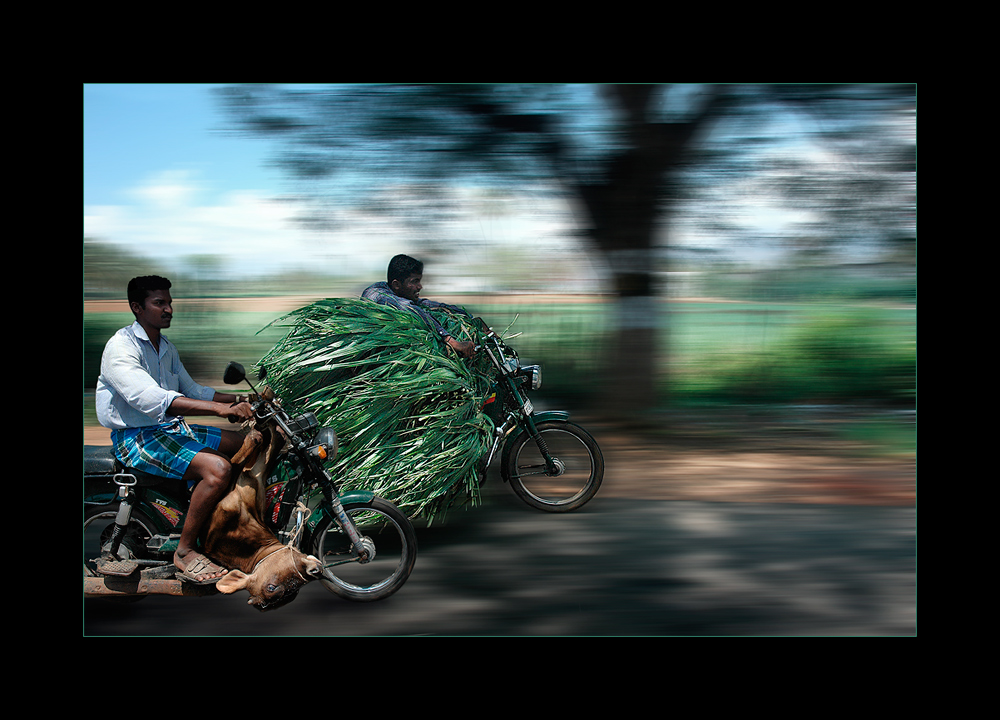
(224, 398, 255, 423)
(446, 336, 477, 359)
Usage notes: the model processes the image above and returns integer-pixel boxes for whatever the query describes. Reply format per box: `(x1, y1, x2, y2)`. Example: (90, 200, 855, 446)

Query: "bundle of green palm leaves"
(255, 298, 495, 522)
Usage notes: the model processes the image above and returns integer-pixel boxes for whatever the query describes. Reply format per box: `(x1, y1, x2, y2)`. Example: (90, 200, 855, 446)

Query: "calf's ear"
(216, 569, 251, 594)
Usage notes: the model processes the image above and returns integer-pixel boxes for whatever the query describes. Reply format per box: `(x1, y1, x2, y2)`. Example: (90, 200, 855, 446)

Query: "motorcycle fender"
(529, 410, 570, 424)
(498, 411, 570, 484)
(305, 490, 377, 532)
(338, 490, 378, 506)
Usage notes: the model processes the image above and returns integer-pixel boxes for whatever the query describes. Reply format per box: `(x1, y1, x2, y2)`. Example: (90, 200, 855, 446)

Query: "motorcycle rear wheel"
(84, 506, 161, 602)
(310, 497, 417, 602)
(84, 506, 160, 573)
(503, 421, 604, 512)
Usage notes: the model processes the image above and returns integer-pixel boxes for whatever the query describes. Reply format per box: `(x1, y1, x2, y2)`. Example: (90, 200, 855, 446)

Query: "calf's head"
(216, 545, 323, 611)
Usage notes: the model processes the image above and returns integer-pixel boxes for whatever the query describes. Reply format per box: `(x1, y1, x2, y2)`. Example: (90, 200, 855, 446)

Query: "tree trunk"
(581, 89, 668, 421)
(578, 86, 723, 422)
(602, 274, 662, 424)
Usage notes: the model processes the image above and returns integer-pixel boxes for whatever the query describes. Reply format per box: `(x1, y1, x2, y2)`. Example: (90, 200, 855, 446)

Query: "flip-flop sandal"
(177, 553, 228, 586)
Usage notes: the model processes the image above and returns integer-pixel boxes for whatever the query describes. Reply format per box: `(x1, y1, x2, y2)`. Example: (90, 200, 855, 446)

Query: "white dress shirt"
(95, 321, 216, 430)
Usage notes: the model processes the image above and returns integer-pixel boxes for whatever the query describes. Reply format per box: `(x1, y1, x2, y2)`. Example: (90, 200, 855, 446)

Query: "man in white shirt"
(96, 276, 253, 585)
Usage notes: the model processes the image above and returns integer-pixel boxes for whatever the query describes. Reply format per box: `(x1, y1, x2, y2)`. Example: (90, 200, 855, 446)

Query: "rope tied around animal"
(251, 500, 313, 582)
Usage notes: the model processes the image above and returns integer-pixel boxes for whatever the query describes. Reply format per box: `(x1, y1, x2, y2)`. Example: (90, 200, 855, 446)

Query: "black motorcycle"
(473, 317, 604, 512)
(84, 362, 416, 604)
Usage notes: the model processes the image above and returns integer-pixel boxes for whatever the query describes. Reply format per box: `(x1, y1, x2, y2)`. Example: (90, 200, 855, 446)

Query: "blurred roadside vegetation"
(84, 251, 914, 458)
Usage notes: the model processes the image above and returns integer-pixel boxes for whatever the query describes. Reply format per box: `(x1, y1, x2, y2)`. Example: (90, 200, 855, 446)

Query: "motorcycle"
(84, 362, 417, 604)
(471, 316, 604, 512)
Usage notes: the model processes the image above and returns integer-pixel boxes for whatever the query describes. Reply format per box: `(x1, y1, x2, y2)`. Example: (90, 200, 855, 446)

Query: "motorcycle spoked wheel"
(310, 497, 417, 602)
(503, 420, 604, 512)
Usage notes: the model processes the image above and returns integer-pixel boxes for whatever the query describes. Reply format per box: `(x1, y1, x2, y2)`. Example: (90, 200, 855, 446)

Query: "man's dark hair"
(387, 255, 423, 285)
(127, 275, 171, 315)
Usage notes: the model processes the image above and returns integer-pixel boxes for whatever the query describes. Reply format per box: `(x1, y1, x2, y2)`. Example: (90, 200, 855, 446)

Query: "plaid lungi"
(111, 418, 222, 481)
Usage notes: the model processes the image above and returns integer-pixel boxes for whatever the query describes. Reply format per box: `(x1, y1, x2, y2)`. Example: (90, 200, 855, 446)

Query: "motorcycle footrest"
(95, 552, 140, 577)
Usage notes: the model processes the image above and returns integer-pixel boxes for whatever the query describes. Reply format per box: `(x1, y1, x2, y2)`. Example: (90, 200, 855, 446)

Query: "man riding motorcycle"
(95, 275, 253, 585)
(361, 254, 477, 359)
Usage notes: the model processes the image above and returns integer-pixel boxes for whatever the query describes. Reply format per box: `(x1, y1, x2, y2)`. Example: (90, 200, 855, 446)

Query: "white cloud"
(84, 169, 325, 275)
(84, 170, 587, 282)
(128, 169, 201, 208)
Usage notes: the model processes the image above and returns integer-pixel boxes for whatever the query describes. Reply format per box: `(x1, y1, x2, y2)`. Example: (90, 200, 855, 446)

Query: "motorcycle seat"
(84, 445, 119, 474)
(83, 446, 173, 486)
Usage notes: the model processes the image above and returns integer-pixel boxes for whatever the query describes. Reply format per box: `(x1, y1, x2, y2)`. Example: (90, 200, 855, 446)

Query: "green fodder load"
(255, 298, 495, 522)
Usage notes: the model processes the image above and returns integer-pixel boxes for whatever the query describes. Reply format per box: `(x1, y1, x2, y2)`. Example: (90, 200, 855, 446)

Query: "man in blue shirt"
(96, 276, 254, 585)
(362, 254, 476, 358)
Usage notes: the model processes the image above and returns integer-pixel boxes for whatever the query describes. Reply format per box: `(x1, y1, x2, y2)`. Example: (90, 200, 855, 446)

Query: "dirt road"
(84, 413, 914, 508)
(83, 411, 914, 636)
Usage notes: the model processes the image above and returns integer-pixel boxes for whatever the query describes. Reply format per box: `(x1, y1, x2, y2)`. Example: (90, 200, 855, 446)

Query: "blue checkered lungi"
(111, 418, 222, 481)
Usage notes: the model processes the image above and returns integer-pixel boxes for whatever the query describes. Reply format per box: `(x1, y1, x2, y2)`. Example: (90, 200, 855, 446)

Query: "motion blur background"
(83, 84, 915, 636)
(84, 83, 914, 431)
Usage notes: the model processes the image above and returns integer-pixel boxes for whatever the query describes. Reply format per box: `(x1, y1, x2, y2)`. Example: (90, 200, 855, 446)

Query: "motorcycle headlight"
(520, 364, 541, 390)
(309, 426, 339, 462)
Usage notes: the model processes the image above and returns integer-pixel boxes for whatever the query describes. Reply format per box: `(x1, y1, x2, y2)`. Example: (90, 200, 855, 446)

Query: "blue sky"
(83, 83, 371, 278)
(83, 84, 289, 208)
(83, 83, 566, 283)
(84, 84, 853, 287)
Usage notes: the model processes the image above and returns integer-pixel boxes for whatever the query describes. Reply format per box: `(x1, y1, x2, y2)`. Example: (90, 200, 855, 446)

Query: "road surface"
(83, 487, 915, 636)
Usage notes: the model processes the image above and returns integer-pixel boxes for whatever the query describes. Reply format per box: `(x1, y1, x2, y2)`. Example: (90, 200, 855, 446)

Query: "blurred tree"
(680, 84, 915, 268)
(84, 238, 170, 299)
(182, 254, 225, 298)
(215, 83, 914, 419)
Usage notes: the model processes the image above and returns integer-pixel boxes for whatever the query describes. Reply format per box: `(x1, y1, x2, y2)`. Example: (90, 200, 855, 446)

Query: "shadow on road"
(84, 487, 915, 636)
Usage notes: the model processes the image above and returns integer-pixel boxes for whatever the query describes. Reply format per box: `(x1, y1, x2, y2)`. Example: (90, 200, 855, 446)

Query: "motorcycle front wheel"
(310, 497, 417, 602)
(503, 421, 604, 512)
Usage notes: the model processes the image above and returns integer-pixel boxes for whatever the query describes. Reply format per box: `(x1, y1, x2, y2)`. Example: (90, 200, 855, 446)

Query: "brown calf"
(206, 425, 323, 610)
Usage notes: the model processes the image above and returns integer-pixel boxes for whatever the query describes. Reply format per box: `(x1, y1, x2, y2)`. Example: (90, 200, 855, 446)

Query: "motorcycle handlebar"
(248, 387, 320, 452)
